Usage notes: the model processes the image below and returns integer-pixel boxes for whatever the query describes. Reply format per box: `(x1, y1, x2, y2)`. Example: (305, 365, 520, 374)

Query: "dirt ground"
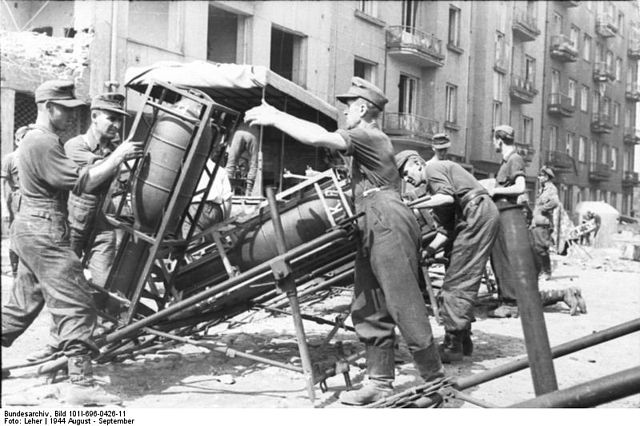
(1, 234, 639, 410)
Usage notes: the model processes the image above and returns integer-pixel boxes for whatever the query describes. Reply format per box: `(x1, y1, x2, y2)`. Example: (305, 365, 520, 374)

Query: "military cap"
(493, 124, 515, 140)
(539, 166, 555, 179)
(336, 77, 388, 110)
(394, 150, 421, 171)
(34, 80, 85, 107)
(91, 92, 130, 116)
(432, 132, 451, 149)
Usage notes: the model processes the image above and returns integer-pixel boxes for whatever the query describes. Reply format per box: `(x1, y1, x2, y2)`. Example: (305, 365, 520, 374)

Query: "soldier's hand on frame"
(244, 100, 280, 127)
(113, 139, 144, 163)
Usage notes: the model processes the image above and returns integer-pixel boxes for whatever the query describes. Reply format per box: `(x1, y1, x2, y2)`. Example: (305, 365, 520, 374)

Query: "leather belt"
(459, 188, 489, 210)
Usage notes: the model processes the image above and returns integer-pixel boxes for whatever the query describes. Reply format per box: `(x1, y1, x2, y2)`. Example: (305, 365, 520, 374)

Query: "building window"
(129, 1, 184, 52)
(625, 107, 632, 127)
(270, 26, 307, 86)
(402, 0, 417, 27)
(448, 6, 461, 47)
(570, 25, 580, 49)
(624, 149, 632, 171)
(551, 69, 560, 93)
(207, 5, 246, 63)
(550, 125, 558, 151)
(357, 0, 377, 17)
(610, 192, 617, 210)
(445, 83, 458, 124)
(493, 71, 504, 101)
(568, 79, 577, 107)
(566, 132, 575, 156)
(613, 102, 620, 126)
(525, 56, 536, 82)
(611, 147, 618, 170)
(563, 185, 574, 211)
(553, 12, 563, 34)
(615, 57, 622, 82)
(578, 136, 587, 163)
(354, 58, 376, 82)
(590, 140, 597, 163)
(583, 34, 591, 61)
(580, 85, 589, 112)
(494, 32, 506, 69)
(618, 12, 624, 34)
(523, 116, 533, 145)
(605, 50, 614, 73)
(491, 101, 502, 128)
(601, 144, 608, 164)
(602, 96, 611, 116)
(399, 74, 418, 114)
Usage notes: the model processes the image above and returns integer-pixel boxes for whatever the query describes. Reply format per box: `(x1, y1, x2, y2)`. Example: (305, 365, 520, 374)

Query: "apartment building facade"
(1, 0, 638, 215)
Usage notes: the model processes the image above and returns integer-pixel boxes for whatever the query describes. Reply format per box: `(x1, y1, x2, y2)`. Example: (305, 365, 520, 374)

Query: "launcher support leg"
(266, 187, 316, 403)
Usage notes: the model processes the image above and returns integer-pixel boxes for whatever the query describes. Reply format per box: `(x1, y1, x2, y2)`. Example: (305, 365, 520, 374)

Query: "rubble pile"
(0, 29, 93, 89)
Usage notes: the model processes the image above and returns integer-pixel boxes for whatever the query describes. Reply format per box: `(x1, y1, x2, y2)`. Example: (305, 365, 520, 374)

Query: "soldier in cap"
(531, 166, 559, 280)
(427, 133, 451, 163)
(1, 126, 28, 278)
(245, 77, 444, 405)
(395, 150, 499, 362)
(1, 80, 142, 400)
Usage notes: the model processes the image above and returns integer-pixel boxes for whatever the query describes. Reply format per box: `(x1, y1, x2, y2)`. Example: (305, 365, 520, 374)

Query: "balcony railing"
(550, 34, 578, 62)
(593, 61, 614, 82)
(624, 127, 640, 145)
(589, 162, 612, 181)
(545, 150, 575, 172)
(625, 82, 640, 101)
(622, 170, 640, 186)
(591, 112, 613, 134)
(510, 75, 537, 103)
(386, 26, 445, 68)
(515, 143, 536, 163)
(547, 93, 575, 117)
(383, 112, 439, 141)
(596, 13, 617, 38)
(629, 39, 640, 59)
(512, 10, 540, 41)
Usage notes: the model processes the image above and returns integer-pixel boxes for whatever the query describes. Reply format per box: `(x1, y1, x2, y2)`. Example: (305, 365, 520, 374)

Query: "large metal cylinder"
(131, 95, 212, 233)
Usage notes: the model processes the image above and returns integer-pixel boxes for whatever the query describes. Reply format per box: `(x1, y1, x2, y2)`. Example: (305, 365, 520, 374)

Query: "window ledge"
(444, 121, 461, 131)
(354, 10, 386, 28)
(447, 43, 464, 55)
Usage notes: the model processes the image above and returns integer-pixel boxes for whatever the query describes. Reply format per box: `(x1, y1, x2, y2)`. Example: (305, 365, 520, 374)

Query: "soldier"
(1, 80, 142, 400)
(226, 122, 259, 195)
(531, 166, 559, 280)
(1, 126, 28, 278)
(427, 132, 451, 163)
(245, 77, 444, 405)
(395, 150, 499, 362)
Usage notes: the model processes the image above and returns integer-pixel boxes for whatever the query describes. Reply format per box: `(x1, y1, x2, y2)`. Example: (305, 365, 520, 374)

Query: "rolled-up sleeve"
(34, 140, 82, 191)
(508, 155, 526, 180)
(425, 166, 455, 198)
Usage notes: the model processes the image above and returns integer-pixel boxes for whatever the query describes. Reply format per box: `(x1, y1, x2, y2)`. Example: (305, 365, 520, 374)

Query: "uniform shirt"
(422, 160, 485, 238)
(64, 130, 113, 195)
(495, 150, 525, 203)
(1, 151, 20, 192)
(193, 160, 233, 205)
(17, 125, 86, 201)
(533, 181, 559, 226)
(337, 122, 401, 199)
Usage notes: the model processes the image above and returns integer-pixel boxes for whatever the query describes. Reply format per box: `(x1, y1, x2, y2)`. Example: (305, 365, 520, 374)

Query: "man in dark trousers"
(244, 77, 444, 405)
(1, 80, 142, 402)
(395, 150, 499, 362)
(531, 166, 559, 280)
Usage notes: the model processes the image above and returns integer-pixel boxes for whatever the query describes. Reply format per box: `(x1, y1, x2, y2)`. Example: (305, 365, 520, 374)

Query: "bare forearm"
(84, 155, 120, 192)
(494, 176, 526, 196)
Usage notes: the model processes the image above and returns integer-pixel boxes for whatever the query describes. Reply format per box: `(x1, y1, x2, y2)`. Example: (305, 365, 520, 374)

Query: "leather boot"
(412, 344, 445, 381)
(461, 328, 473, 356)
(439, 331, 463, 363)
(64, 355, 122, 406)
(339, 346, 394, 406)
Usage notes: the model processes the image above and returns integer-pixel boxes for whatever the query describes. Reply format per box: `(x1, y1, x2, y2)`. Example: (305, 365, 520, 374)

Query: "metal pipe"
(510, 366, 640, 408)
(266, 187, 315, 402)
(105, 228, 346, 342)
(454, 317, 640, 390)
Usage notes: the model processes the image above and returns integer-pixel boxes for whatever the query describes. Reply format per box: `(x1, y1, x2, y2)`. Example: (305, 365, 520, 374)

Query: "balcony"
(510, 75, 538, 104)
(386, 26, 445, 68)
(591, 112, 613, 134)
(593, 61, 615, 82)
(589, 162, 612, 181)
(629, 39, 640, 59)
(596, 13, 617, 38)
(624, 127, 640, 145)
(515, 143, 536, 163)
(550, 34, 578, 62)
(547, 93, 575, 117)
(545, 150, 575, 173)
(625, 82, 640, 101)
(494, 56, 508, 74)
(622, 171, 640, 187)
(383, 112, 439, 141)
(512, 11, 540, 42)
